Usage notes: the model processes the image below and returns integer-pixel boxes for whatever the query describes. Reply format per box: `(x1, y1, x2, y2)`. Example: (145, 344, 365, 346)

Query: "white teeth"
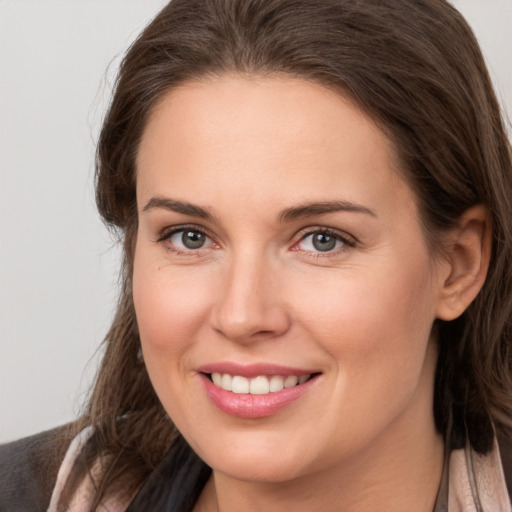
(284, 375, 298, 388)
(269, 375, 284, 392)
(232, 376, 250, 394)
(221, 373, 232, 391)
(249, 376, 270, 395)
(210, 373, 311, 394)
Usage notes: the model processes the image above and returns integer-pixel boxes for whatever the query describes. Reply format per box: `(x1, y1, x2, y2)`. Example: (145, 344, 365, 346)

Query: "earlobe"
(435, 205, 492, 321)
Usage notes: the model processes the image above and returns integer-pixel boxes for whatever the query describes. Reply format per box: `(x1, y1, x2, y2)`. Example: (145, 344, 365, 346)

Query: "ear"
(436, 205, 492, 321)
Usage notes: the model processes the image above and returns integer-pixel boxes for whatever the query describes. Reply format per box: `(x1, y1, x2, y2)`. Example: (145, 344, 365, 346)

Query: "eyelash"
(156, 224, 356, 258)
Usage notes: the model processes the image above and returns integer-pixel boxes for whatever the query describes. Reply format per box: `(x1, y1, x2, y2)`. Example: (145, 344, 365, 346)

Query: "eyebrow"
(142, 196, 376, 223)
(142, 196, 215, 220)
(277, 201, 376, 223)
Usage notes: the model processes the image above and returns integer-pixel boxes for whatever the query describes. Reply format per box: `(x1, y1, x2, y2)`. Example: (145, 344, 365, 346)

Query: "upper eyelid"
(156, 224, 212, 243)
(294, 226, 357, 245)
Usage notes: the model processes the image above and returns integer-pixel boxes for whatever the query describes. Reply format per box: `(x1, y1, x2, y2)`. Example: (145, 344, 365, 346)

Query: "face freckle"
(132, 74, 444, 487)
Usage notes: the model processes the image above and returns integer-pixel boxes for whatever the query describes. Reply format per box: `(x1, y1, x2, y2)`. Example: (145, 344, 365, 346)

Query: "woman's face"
(133, 75, 446, 483)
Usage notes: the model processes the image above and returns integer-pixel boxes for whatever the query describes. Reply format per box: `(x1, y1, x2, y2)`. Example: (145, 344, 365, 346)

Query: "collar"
(433, 436, 511, 511)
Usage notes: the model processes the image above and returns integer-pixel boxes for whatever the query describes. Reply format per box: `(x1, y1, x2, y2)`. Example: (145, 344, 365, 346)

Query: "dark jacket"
(0, 426, 73, 512)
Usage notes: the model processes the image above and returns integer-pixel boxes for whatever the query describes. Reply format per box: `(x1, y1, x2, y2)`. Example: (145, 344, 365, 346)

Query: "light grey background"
(0, 0, 511, 443)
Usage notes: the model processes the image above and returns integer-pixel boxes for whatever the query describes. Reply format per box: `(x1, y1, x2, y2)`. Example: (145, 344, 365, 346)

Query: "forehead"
(136, 74, 413, 219)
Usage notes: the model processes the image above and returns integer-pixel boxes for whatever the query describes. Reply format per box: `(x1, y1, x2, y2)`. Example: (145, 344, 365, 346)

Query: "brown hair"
(62, 0, 512, 508)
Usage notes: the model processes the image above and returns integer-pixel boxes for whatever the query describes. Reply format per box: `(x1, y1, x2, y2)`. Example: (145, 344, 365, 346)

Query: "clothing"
(0, 426, 71, 512)
(433, 436, 510, 511)
(46, 427, 131, 512)
(1, 426, 511, 512)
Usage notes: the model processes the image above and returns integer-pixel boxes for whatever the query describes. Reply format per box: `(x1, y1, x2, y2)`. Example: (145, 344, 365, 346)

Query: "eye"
(157, 226, 215, 253)
(295, 229, 353, 254)
(170, 229, 209, 250)
(169, 229, 207, 249)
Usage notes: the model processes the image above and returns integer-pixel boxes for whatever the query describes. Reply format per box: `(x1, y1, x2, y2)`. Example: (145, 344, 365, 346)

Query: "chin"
(213, 457, 306, 483)
(194, 434, 312, 483)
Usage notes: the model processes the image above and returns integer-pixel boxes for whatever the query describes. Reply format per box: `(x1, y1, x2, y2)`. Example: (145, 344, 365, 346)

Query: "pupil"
(312, 233, 336, 252)
(182, 231, 205, 249)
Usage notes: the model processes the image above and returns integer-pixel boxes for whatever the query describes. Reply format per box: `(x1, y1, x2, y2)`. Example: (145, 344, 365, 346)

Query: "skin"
(133, 74, 490, 511)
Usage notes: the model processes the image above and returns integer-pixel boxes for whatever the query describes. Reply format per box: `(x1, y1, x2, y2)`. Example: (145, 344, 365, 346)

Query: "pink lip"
(197, 362, 318, 378)
(198, 369, 321, 419)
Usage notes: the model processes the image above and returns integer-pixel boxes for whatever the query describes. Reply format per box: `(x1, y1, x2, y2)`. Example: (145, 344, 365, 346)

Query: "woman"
(1, 0, 511, 510)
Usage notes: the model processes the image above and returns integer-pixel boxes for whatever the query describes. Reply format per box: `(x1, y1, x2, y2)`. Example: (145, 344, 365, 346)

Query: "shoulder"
(0, 425, 74, 512)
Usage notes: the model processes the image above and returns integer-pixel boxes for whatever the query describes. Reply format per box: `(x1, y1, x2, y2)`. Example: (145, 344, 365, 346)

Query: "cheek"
(293, 251, 437, 384)
(133, 253, 211, 355)
(132, 247, 217, 425)
(285, 259, 438, 458)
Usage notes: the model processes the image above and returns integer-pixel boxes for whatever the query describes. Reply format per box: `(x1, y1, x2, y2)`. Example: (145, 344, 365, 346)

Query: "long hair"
(61, 0, 512, 508)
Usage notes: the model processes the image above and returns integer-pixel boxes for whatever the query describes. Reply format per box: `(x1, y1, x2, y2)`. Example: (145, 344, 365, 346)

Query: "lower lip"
(200, 374, 319, 419)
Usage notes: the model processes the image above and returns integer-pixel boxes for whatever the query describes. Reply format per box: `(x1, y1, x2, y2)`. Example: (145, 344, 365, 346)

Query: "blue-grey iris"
(182, 231, 206, 249)
(312, 233, 337, 252)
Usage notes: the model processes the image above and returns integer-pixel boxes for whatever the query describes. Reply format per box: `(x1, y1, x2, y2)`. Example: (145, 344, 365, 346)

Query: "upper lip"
(197, 362, 320, 378)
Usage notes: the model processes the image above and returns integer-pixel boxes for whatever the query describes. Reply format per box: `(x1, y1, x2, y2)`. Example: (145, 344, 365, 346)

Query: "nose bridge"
(210, 246, 289, 342)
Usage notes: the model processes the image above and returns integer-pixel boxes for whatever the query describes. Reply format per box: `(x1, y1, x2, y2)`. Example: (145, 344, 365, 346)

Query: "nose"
(209, 252, 291, 343)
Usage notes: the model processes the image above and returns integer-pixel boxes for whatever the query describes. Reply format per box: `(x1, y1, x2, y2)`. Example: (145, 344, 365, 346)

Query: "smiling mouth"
(206, 373, 317, 395)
